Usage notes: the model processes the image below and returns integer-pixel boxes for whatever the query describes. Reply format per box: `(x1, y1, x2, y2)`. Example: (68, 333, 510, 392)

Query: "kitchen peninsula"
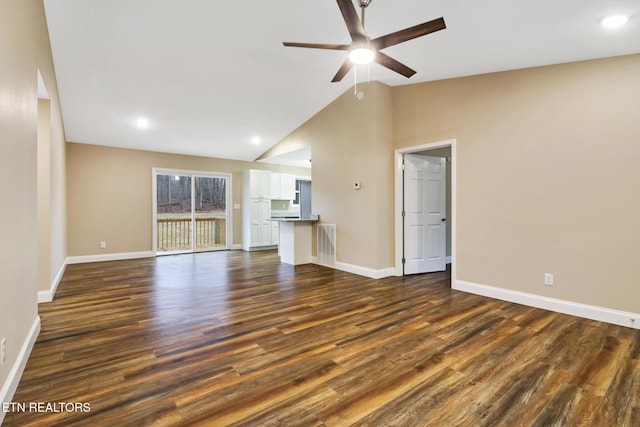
(270, 215, 319, 265)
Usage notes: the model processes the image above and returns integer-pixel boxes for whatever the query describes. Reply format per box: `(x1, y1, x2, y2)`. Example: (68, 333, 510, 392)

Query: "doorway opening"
(153, 169, 231, 255)
(394, 139, 456, 282)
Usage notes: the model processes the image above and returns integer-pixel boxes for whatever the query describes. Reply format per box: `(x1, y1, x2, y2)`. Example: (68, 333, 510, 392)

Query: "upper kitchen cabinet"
(269, 173, 280, 199)
(270, 173, 296, 200)
(248, 169, 270, 199)
(280, 174, 296, 200)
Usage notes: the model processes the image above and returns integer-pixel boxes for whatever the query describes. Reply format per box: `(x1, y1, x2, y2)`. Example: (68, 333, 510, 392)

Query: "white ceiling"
(44, 0, 640, 164)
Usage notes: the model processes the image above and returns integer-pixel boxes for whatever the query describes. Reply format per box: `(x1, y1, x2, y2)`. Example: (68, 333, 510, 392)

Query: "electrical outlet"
(100, 241, 106, 249)
(544, 273, 554, 286)
(1, 337, 6, 365)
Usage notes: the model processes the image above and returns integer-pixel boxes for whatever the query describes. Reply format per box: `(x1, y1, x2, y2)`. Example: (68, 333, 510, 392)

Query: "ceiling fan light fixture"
(283, 0, 446, 82)
(349, 47, 375, 65)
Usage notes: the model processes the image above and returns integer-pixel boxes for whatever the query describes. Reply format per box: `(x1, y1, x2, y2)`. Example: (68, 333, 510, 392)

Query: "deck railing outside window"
(157, 217, 226, 251)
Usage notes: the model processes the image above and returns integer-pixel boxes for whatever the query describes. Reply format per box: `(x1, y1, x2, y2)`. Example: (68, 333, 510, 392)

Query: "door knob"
(441, 218, 446, 222)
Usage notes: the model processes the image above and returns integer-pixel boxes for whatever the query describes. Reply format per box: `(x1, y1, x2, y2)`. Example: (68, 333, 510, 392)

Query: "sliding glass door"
(156, 174, 193, 252)
(194, 176, 227, 251)
(154, 170, 230, 254)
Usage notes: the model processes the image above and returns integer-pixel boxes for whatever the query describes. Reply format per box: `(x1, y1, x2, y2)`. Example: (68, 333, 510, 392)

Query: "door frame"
(152, 168, 233, 255)
(394, 139, 456, 281)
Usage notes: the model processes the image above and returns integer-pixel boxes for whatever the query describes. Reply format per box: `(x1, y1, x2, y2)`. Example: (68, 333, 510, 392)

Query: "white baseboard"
(38, 262, 67, 303)
(454, 279, 640, 330)
(0, 316, 40, 423)
(332, 261, 395, 280)
(66, 251, 154, 265)
(243, 245, 278, 252)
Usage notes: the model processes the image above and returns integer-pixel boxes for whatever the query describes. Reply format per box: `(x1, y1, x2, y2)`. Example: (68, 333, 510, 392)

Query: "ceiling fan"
(283, 0, 446, 82)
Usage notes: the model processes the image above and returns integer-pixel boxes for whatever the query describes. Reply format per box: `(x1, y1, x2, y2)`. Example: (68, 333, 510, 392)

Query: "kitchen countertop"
(269, 215, 319, 223)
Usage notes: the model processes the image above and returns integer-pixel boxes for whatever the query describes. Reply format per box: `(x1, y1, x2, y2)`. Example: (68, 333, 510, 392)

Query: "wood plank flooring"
(4, 250, 640, 426)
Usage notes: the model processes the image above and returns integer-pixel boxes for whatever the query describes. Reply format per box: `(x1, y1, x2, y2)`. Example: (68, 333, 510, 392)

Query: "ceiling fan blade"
(283, 42, 350, 50)
(331, 58, 353, 82)
(375, 51, 416, 78)
(336, 0, 366, 42)
(371, 17, 446, 50)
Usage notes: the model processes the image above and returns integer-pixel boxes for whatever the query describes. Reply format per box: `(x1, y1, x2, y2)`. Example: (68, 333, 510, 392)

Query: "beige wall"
(37, 94, 66, 293)
(1, 0, 66, 405)
(268, 54, 640, 314)
(66, 143, 310, 256)
(272, 81, 395, 270)
(37, 99, 51, 292)
(393, 54, 640, 313)
(48, 80, 67, 292)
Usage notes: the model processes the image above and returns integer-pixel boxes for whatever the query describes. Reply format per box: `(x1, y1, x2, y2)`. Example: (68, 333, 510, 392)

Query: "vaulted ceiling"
(44, 0, 640, 164)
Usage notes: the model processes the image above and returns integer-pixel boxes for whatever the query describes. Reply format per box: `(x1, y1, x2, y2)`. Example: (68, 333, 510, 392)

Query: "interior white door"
(403, 154, 446, 274)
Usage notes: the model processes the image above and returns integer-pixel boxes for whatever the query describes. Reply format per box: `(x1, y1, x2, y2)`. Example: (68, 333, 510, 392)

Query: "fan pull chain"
(354, 65, 358, 95)
(353, 65, 370, 96)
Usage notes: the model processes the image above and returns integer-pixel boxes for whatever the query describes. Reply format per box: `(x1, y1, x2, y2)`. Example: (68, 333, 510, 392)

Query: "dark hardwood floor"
(4, 250, 640, 426)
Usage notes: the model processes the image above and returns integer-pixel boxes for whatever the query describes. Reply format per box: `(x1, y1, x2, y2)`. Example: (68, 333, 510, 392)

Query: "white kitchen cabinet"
(280, 174, 296, 200)
(243, 169, 276, 250)
(269, 173, 281, 199)
(249, 198, 272, 247)
(249, 169, 270, 199)
(269, 173, 296, 200)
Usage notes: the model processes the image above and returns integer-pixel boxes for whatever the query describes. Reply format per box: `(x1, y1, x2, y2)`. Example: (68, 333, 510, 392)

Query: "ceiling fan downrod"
(359, 0, 372, 28)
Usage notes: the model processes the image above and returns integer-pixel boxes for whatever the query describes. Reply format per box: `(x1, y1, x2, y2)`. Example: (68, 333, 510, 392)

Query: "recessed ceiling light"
(136, 117, 149, 128)
(252, 136, 261, 145)
(601, 15, 629, 29)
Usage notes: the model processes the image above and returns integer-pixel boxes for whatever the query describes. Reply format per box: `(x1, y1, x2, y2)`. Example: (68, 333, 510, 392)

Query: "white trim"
(0, 316, 40, 422)
(454, 279, 640, 330)
(37, 262, 67, 303)
(244, 245, 278, 252)
(230, 244, 243, 250)
(152, 168, 158, 254)
(333, 261, 394, 279)
(287, 256, 394, 279)
(446, 256, 452, 264)
(394, 139, 456, 280)
(66, 251, 154, 265)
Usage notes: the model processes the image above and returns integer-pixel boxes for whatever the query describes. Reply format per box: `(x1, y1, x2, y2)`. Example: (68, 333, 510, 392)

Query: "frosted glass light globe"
(349, 47, 375, 65)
